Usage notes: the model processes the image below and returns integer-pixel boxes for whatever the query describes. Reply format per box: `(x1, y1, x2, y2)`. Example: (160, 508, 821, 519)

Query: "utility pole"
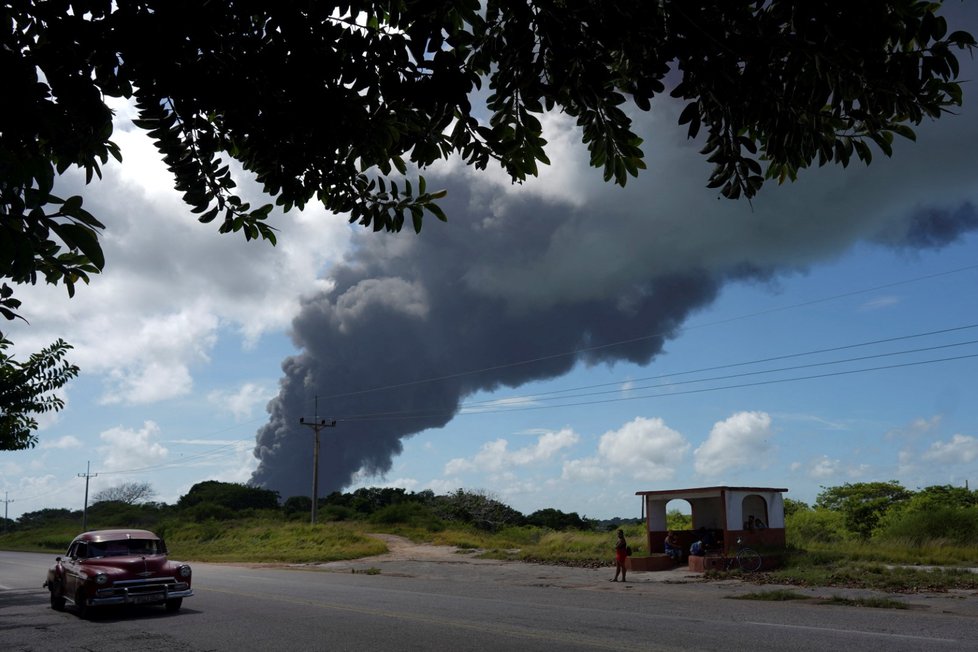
(78, 461, 98, 531)
(2, 492, 12, 532)
(299, 396, 336, 525)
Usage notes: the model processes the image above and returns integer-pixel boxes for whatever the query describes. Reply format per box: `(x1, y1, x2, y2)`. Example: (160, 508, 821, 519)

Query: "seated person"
(664, 531, 682, 562)
(695, 526, 717, 552)
(689, 540, 704, 557)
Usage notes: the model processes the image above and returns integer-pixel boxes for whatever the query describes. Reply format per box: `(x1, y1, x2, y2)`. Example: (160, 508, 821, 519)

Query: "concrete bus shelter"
(630, 486, 788, 572)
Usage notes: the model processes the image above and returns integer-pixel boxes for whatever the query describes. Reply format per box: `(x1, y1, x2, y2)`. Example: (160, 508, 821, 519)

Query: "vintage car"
(43, 528, 192, 616)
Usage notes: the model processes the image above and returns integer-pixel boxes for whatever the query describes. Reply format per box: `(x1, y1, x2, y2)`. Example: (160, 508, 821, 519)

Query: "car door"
(61, 541, 86, 597)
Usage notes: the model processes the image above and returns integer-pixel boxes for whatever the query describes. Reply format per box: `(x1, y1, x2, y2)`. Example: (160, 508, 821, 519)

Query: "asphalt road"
(3, 550, 977, 651)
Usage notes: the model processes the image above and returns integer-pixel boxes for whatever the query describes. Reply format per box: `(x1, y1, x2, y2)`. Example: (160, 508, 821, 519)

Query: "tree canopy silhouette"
(1, 0, 974, 449)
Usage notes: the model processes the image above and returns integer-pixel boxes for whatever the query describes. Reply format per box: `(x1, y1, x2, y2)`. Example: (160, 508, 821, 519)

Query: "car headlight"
(178, 565, 192, 578)
(95, 573, 108, 585)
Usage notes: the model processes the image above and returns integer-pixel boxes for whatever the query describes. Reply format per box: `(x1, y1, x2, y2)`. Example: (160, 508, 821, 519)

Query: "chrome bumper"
(88, 584, 193, 606)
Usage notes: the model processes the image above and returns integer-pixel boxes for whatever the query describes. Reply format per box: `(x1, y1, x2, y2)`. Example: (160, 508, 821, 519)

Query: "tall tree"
(2, 1, 975, 448)
(92, 481, 157, 505)
(816, 481, 912, 539)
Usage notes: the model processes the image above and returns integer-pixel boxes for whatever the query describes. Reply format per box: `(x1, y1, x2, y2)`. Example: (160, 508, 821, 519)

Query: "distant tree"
(873, 484, 978, 544)
(0, 336, 78, 450)
(3, 1, 974, 449)
(666, 509, 692, 531)
(177, 481, 279, 512)
(321, 491, 351, 508)
(526, 508, 590, 531)
(433, 489, 523, 532)
(16, 507, 78, 528)
(283, 495, 312, 518)
(86, 499, 162, 528)
(782, 498, 811, 518)
(816, 481, 912, 539)
(907, 484, 978, 510)
(348, 487, 409, 514)
(184, 502, 236, 523)
(93, 481, 157, 505)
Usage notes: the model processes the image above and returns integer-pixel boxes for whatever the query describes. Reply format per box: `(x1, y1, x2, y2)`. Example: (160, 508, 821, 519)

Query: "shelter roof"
(635, 486, 788, 500)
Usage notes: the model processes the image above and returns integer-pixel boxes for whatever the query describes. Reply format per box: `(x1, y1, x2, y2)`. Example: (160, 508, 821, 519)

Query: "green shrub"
(185, 502, 236, 523)
(369, 502, 442, 528)
(877, 506, 978, 545)
(319, 505, 357, 522)
(283, 496, 312, 517)
(786, 508, 847, 545)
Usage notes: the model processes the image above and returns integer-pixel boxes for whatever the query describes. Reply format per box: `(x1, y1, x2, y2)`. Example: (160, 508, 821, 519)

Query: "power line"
(96, 440, 252, 476)
(459, 325, 978, 406)
(28, 327, 976, 478)
(334, 345, 978, 423)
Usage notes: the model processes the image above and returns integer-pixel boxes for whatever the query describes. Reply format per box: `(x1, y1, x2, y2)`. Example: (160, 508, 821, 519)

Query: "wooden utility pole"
(2, 492, 12, 532)
(78, 461, 98, 531)
(299, 396, 336, 525)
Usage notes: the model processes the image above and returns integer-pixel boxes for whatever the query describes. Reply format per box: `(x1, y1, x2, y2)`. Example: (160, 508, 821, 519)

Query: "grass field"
(4, 518, 978, 592)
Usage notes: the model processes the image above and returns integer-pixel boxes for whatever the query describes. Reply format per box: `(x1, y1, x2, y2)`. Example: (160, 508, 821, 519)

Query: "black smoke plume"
(252, 35, 978, 499)
(250, 183, 731, 499)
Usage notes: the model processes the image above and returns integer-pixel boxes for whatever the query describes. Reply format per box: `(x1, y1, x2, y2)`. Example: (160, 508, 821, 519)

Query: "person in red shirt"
(611, 529, 628, 582)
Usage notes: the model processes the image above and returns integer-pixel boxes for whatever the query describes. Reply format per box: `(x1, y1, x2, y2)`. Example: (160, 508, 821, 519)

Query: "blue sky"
(3, 8, 977, 522)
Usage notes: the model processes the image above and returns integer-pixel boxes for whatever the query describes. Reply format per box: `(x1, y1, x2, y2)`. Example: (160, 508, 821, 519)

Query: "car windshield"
(86, 539, 163, 557)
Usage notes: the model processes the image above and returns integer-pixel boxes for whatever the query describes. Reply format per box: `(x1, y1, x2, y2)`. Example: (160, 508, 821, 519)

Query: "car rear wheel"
(165, 598, 183, 612)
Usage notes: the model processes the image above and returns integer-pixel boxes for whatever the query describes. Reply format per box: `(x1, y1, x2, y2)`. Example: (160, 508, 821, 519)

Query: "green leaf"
(51, 224, 105, 270)
(890, 125, 917, 141)
(427, 203, 448, 222)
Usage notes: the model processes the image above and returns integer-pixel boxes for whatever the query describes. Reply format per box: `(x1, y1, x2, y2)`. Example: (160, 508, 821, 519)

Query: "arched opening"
(741, 494, 769, 529)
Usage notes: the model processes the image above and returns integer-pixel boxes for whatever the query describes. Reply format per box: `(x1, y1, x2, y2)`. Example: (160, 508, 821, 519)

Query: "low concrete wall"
(687, 554, 782, 572)
(627, 554, 681, 572)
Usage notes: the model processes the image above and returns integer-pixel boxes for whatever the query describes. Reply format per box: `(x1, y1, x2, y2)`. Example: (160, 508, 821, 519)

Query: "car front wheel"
(165, 598, 183, 612)
(74, 589, 90, 619)
(49, 582, 65, 611)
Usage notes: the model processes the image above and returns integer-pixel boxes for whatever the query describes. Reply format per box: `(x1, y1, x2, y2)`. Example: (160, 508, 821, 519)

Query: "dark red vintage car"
(43, 528, 193, 617)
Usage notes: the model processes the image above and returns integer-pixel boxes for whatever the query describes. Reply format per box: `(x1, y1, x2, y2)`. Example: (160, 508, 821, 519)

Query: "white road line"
(746, 620, 957, 645)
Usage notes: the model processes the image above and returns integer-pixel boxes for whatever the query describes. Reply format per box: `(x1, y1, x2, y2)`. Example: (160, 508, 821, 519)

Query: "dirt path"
(362, 533, 477, 562)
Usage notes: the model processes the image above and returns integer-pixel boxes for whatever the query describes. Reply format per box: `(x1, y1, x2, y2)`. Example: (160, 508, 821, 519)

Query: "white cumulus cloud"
(922, 433, 978, 464)
(694, 411, 773, 476)
(443, 428, 580, 476)
(596, 417, 689, 481)
(209, 382, 274, 421)
(98, 421, 168, 473)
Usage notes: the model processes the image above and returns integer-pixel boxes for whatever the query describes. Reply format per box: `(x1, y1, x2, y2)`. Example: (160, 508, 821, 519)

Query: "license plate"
(130, 593, 164, 604)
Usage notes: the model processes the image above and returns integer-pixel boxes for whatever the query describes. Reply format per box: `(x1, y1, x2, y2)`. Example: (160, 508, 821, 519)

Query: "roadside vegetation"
(2, 480, 976, 592)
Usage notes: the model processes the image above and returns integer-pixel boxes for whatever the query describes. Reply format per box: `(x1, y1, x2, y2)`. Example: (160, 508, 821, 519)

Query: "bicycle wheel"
(737, 548, 762, 572)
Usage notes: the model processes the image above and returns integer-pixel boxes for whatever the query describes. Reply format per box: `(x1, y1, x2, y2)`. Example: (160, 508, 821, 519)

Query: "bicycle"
(717, 537, 762, 572)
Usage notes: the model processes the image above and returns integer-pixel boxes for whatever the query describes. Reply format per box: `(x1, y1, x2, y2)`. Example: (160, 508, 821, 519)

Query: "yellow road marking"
(203, 585, 675, 651)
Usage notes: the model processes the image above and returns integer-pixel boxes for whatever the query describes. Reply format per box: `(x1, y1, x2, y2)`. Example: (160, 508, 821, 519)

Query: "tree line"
(4, 480, 974, 545)
(785, 481, 978, 546)
(1, 482, 602, 534)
